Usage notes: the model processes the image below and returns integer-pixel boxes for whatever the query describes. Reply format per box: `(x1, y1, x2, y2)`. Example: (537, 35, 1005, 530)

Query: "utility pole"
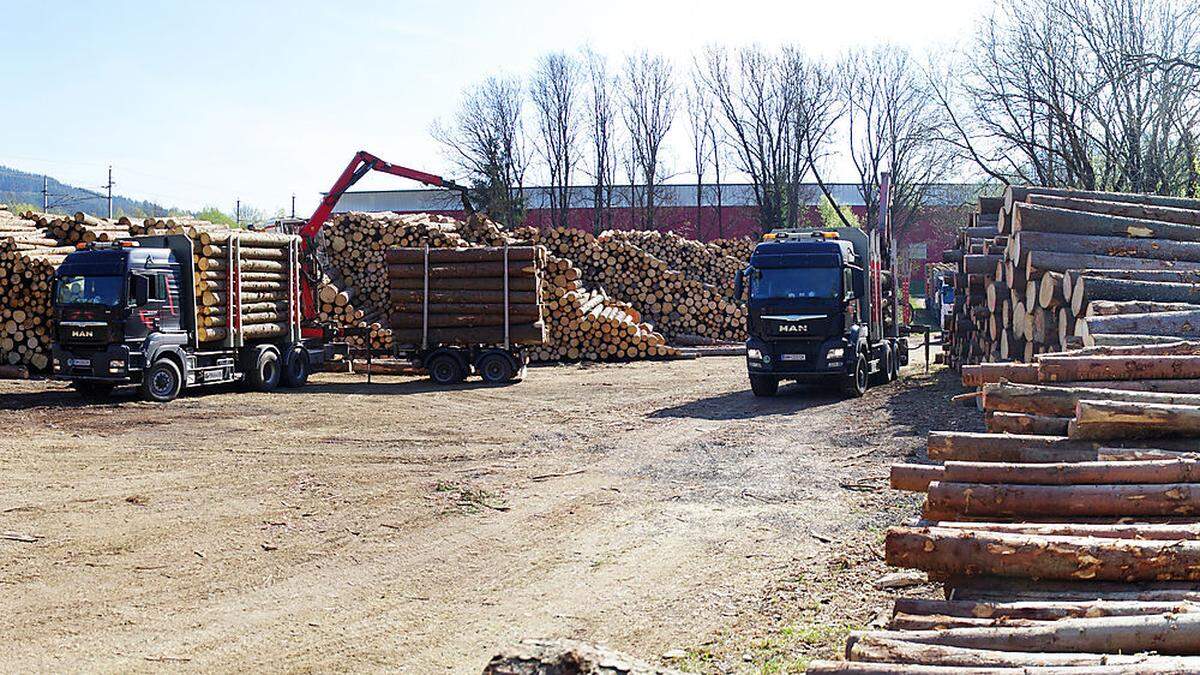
(105, 166, 115, 219)
(291, 193, 296, 218)
(236, 199, 241, 226)
(42, 176, 48, 211)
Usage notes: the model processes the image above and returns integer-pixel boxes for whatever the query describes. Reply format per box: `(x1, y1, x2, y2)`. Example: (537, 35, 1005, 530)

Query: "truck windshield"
(56, 276, 124, 306)
(752, 267, 841, 300)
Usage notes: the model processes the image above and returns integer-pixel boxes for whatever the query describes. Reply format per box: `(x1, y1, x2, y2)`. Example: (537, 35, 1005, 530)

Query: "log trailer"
(734, 173, 909, 397)
(50, 150, 502, 401)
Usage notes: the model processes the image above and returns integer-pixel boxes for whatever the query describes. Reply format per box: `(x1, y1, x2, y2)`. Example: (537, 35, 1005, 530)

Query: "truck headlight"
(826, 348, 844, 360)
(747, 348, 762, 360)
(109, 360, 126, 373)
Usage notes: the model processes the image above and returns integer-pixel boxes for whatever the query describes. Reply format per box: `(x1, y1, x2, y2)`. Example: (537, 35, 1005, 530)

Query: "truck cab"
(735, 228, 907, 397)
(52, 240, 189, 397)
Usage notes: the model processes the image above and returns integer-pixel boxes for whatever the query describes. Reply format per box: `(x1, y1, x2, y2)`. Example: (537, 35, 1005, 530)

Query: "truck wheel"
(141, 359, 182, 403)
(73, 381, 114, 399)
(890, 346, 902, 381)
(749, 374, 779, 397)
(281, 346, 310, 388)
(842, 355, 869, 398)
(427, 353, 466, 385)
(247, 346, 281, 392)
(477, 352, 516, 384)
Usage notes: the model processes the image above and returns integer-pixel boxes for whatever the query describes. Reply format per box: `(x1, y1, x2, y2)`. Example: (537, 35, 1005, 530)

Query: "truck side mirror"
(132, 275, 150, 306)
(733, 269, 746, 300)
(851, 269, 865, 300)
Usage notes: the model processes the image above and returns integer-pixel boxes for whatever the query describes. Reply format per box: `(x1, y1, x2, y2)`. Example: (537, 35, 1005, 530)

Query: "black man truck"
(734, 223, 908, 398)
(51, 234, 330, 402)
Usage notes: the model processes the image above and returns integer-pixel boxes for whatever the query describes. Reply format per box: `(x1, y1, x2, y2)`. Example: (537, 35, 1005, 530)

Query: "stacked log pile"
(810, 341, 1200, 671)
(0, 208, 70, 369)
(601, 229, 744, 294)
(533, 254, 677, 361)
(943, 187, 1200, 368)
(385, 246, 547, 346)
(188, 228, 300, 343)
(516, 226, 747, 341)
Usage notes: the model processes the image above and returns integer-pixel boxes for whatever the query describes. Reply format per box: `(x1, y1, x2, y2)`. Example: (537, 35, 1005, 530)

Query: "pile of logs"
(0, 208, 83, 370)
(601, 229, 744, 295)
(811, 349, 1200, 669)
(516, 226, 747, 342)
(385, 246, 547, 346)
(533, 254, 677, 361)
(318, 213, 714, 362)
(944, 186, 1200, 366)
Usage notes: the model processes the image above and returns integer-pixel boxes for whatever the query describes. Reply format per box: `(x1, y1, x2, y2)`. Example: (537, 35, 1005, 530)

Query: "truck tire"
(247, 346, 281, 392)
(842, 355, 869, 398)
(427, 352, 467, 385)
(890, 345, 902, 381)
(477, 351, 516, 384)
(141, 359, 182, 403)
(749, 374, 779, 397)
(281, 346, 310, 388)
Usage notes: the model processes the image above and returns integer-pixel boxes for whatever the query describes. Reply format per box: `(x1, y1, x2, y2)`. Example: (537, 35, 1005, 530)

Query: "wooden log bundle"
(530, 254, 678, 362)
(0, 208, 73, 369)
(944, 186, 1200, 367)
(385, 245, 547, 347)
(514, 225, 748, 342)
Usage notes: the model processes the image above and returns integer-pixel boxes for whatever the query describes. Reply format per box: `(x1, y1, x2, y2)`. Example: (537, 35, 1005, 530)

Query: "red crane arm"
(299, 150, 472, 243)
(296, 150, 473, 330)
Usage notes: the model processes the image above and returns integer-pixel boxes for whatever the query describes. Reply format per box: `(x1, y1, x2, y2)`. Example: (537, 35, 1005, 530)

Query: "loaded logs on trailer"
(943, 186, 1200, 366)
(385, 245, 548, 346)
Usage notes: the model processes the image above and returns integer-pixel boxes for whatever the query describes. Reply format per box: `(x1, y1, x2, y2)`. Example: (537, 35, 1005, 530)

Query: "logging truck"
(735, 226, 908, 397)
(51, 234, 336, 402)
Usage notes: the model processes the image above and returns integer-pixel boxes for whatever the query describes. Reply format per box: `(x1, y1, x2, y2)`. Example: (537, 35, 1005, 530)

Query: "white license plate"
(781, 353, 807, 361)
(68, 358, 91, 367)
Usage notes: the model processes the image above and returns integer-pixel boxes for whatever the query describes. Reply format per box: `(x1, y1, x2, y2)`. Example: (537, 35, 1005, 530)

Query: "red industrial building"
(333, 182, 975, 304)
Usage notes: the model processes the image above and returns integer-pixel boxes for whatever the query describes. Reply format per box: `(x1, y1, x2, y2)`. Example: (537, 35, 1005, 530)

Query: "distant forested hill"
(0, 165, 173, 217)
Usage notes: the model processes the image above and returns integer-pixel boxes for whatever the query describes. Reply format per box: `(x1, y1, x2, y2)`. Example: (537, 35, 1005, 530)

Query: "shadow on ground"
(648, 380, 843, 420)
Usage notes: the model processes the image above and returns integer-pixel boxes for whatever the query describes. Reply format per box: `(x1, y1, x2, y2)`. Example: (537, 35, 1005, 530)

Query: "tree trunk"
(890, 464, 944, 492)
(926, 481, 1200, 518)
(925, 431, 1191, 462)
(1024, 250, 1200, 276)
(984, 411, 1069, 435)
(1012, 202, 1200, 242)
(1027, 193, 1200, 225)
(1006, 185, 1200, 212)
(1015, 231, 1200, 264)
(981, 381, 1200, 417)
(1040, 355, 1200, 382)
(1085, 300, 1200, 317)
(1071, 277, 1200, 316)
(923, 521, 1200, 540)
(1078, 310, 1200, 344)
(887, 526, 1200, 584)
(941, 458, 1200, 485)
(961, 363, 1040, 387)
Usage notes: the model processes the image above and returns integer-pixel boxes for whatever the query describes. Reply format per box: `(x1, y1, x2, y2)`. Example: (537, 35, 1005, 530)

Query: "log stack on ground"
(385, 245, 547, 346)
(0, 207, 73, 370)
(818, 330, 1200, 670)
(516, 225, 747, 341)
(943, 186, 1200, 368)
(532, 254, 678, 361)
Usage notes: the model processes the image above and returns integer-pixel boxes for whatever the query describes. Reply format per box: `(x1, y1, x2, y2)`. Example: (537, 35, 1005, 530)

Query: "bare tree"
(529, 53, 581, 230)
(699, 46, 841, 232)
(433, 76, 529, 225)
(841, 46, 958, 236)
(622, 51, 677, 229)
(685, 80, 714, 237)
(933, 0, 1200, 195)
(583, 48, 618, 233)
(708, 116, 725, 238)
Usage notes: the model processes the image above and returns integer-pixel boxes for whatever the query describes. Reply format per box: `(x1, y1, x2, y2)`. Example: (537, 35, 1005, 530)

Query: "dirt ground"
(0, 350, 979, 673)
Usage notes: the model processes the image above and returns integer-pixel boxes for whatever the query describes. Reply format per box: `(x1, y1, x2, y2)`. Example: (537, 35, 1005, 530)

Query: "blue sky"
(1, 0, 989, 216)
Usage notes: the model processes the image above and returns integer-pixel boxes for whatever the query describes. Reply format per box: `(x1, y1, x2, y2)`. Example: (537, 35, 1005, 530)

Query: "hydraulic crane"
(295, 150, 475, 333)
